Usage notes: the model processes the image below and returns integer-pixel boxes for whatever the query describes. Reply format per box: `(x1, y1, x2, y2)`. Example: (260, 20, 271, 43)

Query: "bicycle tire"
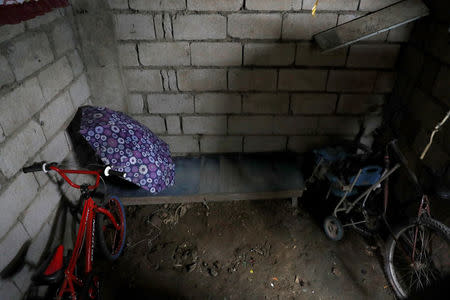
(385, 217, 450, 298)
(95, 196, 126, 261)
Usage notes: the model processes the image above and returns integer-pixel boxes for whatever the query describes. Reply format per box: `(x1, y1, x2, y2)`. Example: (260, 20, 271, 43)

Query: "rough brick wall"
(383, 2, 449, 218)
(110, 0, 411, 155)
(0, 8, 92, 298)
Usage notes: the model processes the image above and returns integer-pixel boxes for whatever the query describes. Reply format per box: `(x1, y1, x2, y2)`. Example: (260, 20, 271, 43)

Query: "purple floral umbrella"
(78, 106, 175, 194)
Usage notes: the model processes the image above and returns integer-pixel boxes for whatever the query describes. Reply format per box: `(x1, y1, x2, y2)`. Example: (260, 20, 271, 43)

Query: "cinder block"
(195, 93, 241, 113)
(39, 92, 75, 139)
(173, 14, 226, 40)
(132, 116, 166, 134)
(26, 221, 51, 265)
(0, 173, 38, 238)
(273, 116, 318, 135)
(69, 74, 91, 107)
(0, 78, 45, 137)
(337, 94, 385, 114)
(52, 21, 76, 56)
(282, 13, 337, 40)
(12, 265, 33, 293)
(228, 116, 273, 135)
(38, 57, 74, 102)
(177, 69, 227, 91)
(163, 13, 173, 40)
(139, 42, 190, 66)
(40, 131, 70, 162)
(26, 9, 61, 29)
(0, 23, 24, 43)
(228, 14, 282, 39)
(107, 0, 129, 9)
(0, 55, 15, 87)
(124, 69, 163, 92)
(200, 136, 242, 153)
(288, 136, 329, 153)
(115, 14, 155, 40)
(191, 42, 241, 66)
(246, 0, 298, 10)
(327, 70, 377, 92)
(387, 23, 413, 42)
(0, 126, 4, 143)
(228, 69, 277, 91)
(432, 66, 450, 102)
(21, 182, 60, 238)
(244, 43, 295, 66)
(296, 42, 347, 66)
(0, 223, 30, 276)
(118, 44, 139, 67)
(303, 0, 359, 10)
(244, 136, 286, 152)
(337, 14, 388, 41)
(317, 116, 359, 135)
(347, 44, 400, 68)
(130, 0, 185, 10)
(166, 116, 181, 134)
(128, 94, 144, 114)
(243, 93, 289, 114)
(183, 116, 227, 134)
(147, 94, 194, 113)
(291, 93, 337, 114)
(0, 121, 45, 178)
(67, 50, 84, 76)
(278, 69, 328, 91)
(154, 14, 164, 39)
(188, 0, 243, 11)
(161, 136, 199, 153)
(359, 0, 399, 11)
(6, 33, 54, 81)
(0, 280, 22, 300)
(374, 71, 396, 93)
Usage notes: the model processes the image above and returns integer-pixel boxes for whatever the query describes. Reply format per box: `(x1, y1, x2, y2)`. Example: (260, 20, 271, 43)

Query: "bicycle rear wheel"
(385, 217, 450, 298)
(96, 196, 126, 261)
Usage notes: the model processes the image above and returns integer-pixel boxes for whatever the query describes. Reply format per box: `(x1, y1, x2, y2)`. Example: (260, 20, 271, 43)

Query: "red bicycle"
(23, 162, 127, 300)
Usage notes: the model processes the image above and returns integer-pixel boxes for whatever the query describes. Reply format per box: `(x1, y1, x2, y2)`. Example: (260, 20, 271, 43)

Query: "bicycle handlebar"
(22, 162, 56, 173)
(22, 162, 127, 187)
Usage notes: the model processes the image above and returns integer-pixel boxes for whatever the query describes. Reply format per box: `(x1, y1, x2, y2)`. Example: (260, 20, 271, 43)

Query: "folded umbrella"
(78, 106, 175, 194)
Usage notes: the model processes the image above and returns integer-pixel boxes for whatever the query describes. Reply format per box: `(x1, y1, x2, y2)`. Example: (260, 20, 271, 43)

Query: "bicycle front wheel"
(385, 217, 450, 298)
(96, 196, 126, 261)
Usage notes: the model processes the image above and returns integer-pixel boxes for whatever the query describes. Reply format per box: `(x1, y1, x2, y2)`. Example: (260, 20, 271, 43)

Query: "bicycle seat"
(32, 245, 65, 285)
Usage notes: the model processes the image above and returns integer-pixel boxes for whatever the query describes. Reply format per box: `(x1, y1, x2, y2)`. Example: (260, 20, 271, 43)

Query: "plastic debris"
(250, 269, 254, 274)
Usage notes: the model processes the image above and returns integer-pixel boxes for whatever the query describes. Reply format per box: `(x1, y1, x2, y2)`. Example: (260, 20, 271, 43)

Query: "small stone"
(295, 275, 300, 284)
(209, 268, 219, 277)
(187, 262, 197, 272)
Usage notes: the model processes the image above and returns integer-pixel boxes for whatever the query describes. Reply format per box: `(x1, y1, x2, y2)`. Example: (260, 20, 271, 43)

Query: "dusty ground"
(99, 199, 393, 299)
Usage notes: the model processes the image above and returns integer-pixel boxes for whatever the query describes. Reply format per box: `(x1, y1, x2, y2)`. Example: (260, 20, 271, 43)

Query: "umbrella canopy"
(78, 106, 175, 194)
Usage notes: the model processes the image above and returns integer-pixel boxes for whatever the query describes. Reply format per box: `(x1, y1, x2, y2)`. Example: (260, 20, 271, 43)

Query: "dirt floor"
(99, 199, 393, 299)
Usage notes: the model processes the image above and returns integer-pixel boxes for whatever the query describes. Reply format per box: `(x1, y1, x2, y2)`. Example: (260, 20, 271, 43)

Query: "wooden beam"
(121, 189, 304, 206)
(314, 0, 429, 52)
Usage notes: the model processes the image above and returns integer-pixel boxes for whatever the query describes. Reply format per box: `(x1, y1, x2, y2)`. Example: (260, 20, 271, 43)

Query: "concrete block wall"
(385, 11, 449, 182)
(110, 0, 411, 155)
(0, 8, 92, 298)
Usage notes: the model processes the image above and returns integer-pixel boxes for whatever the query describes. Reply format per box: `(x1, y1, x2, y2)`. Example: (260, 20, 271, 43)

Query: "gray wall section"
(0, 7, 93, 298)
(71, 0, 127, 111)
(383, 5, 449, 221)
(108, 0, 411, 155)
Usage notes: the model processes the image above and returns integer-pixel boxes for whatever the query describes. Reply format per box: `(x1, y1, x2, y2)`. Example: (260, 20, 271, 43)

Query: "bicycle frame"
(48, 166, 121, 300)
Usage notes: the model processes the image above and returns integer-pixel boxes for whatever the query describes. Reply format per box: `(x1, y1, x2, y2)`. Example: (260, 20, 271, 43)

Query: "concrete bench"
(108, 153, 305, 206)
